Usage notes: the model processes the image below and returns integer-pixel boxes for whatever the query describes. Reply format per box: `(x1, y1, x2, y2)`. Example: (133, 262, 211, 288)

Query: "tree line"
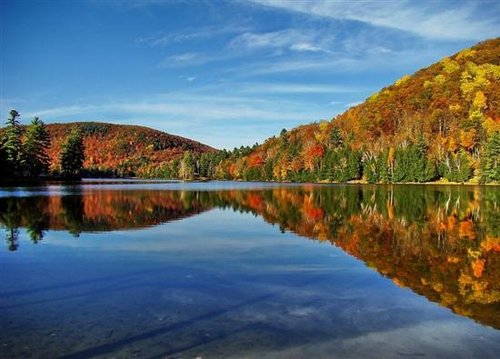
(0, 110, 85, 180)
(2, 108, 498, 184)
(153, 125, 499, 184)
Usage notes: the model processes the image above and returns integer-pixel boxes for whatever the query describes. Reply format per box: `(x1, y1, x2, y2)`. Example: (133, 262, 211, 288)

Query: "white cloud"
(136, 24, 252, 47)
(345, 101, 362, 108)
(238, 82, 364, 94)
(158, 52, 222, 67)
(248, 0, 500, 40)
(169, 53, 198, 63)
(229, 29, 332, 54)
(23, 93, 335, 149)
(25, 105, 101, 118)
(290, 42, 327, 53)
(223, 42, 450, 77)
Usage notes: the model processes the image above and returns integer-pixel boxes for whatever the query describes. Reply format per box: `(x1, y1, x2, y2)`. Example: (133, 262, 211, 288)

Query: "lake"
(0, 181, 499, 358)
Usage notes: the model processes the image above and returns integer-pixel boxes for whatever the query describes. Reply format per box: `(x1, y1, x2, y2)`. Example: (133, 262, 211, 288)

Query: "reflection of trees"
(6, 228, 19, 251)
(0, 190, 212, 247)
(0, 185, 498, 328)
(61, 195, 84, 237)
(0, 197, 22, 251)
(0, 196, 52, 249)
(215, 185, 500, 329)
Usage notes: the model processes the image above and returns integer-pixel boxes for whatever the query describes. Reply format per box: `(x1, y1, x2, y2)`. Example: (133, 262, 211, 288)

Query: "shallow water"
(0, 181, 499, 358)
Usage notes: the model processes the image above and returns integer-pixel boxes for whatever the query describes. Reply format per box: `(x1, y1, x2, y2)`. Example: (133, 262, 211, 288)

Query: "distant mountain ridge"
(45, 122, 215, 176)
(215, 38, 500, 183)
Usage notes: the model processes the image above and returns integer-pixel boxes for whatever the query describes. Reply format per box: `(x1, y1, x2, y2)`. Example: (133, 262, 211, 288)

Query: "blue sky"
(1, 0, 499, 149)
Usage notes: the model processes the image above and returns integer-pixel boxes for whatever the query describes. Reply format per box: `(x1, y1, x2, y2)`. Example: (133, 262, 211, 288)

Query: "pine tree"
(59, 128, 84, 177)
(1, 110, 23, 176)
(23, 117, 51, 177)
(414, 136, 429, 182)
(363, 152, 378, 183)
(392, 146, 409, 182)
(377, 150, 389, 183)
(481, 132, 500, 183)
(0, 140, 9, 177)
(455, 150, 472, 183)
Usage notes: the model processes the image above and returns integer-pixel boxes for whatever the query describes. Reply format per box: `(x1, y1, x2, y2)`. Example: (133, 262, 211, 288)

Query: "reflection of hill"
(0, 191, 211, 238)
(0, 185, 498, 329)
(215, 186, 500, 330)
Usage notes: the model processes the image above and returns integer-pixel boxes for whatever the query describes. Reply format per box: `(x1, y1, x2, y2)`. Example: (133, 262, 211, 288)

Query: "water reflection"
(0, 185, 499, 330)
(0, 190, 211, 240)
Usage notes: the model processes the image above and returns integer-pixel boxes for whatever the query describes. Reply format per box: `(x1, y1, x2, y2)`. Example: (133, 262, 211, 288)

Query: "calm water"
(0, 181, 499, 358)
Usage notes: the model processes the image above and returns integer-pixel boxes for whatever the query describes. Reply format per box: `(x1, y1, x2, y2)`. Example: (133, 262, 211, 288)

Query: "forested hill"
(216, 38, 500, 183)
(45, 122, 215, 177)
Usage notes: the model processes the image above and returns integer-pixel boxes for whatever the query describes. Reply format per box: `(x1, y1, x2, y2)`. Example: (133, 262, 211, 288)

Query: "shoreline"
(1, 177, 499, 187)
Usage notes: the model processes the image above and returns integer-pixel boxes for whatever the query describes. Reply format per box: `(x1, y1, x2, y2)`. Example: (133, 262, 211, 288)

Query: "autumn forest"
(1, 38, 499, 184)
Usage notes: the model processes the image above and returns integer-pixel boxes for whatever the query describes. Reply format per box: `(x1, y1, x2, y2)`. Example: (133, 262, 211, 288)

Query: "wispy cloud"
(136, 24, 252, 47)
(223, 43, 451, 77)
(248, 0, 500, 40)
(345, 101, 362, 108)
(290, 42, 325, 53)
(158, 27, 335, 69)
(23, 93, 335, 148)
(238, 82, 365, 94)
(158, 52, 222, 68)
(229, 28, 332, 54)
(26, 96, 326, 122)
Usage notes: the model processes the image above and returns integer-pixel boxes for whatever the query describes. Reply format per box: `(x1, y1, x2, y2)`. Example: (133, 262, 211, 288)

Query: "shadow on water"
(57, 273, 423, 359)
(58, 292, 276, 359)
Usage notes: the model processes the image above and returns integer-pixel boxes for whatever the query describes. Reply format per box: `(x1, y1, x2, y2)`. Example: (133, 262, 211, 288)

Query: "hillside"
(44, 122, 215, 177)
(216, 38, 500, 183)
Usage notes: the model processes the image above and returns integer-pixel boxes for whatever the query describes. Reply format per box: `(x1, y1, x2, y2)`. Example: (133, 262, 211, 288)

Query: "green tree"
(363, 153, 378, 183)
(481, 132, 500, 183)
(330, 127, 343, 148)
(377, 150, 390, 183)
(59, 128, 85, 177)
(347, 149, 361, 180)
(1, 110, 23, 176)
(442, 150, 472, 183)
(0, 140, 9, 177)
(23, 117, 51, 177)
(392, 139, 435, 183)
(179, 151, 195, 180)
(455, 150, 472, 183)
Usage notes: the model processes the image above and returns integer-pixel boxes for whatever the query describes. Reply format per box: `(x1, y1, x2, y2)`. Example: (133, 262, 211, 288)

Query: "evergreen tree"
(481, 132, 500, 183)
(1, 110, 23, 176)
(392, 139, 434, 183)
(414, 136, 429, 182)
(330, 127, 343, 148)
(455, 150, 472, 183)
(392, 146, 408, 182)
(0, 140, 9, 178)
(377, 150, 390, 183)
(363, 153, 378, 183)
(59, 128, 84, 177)
(347, 150, 361, 180)
(23, 117, 51, 177)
